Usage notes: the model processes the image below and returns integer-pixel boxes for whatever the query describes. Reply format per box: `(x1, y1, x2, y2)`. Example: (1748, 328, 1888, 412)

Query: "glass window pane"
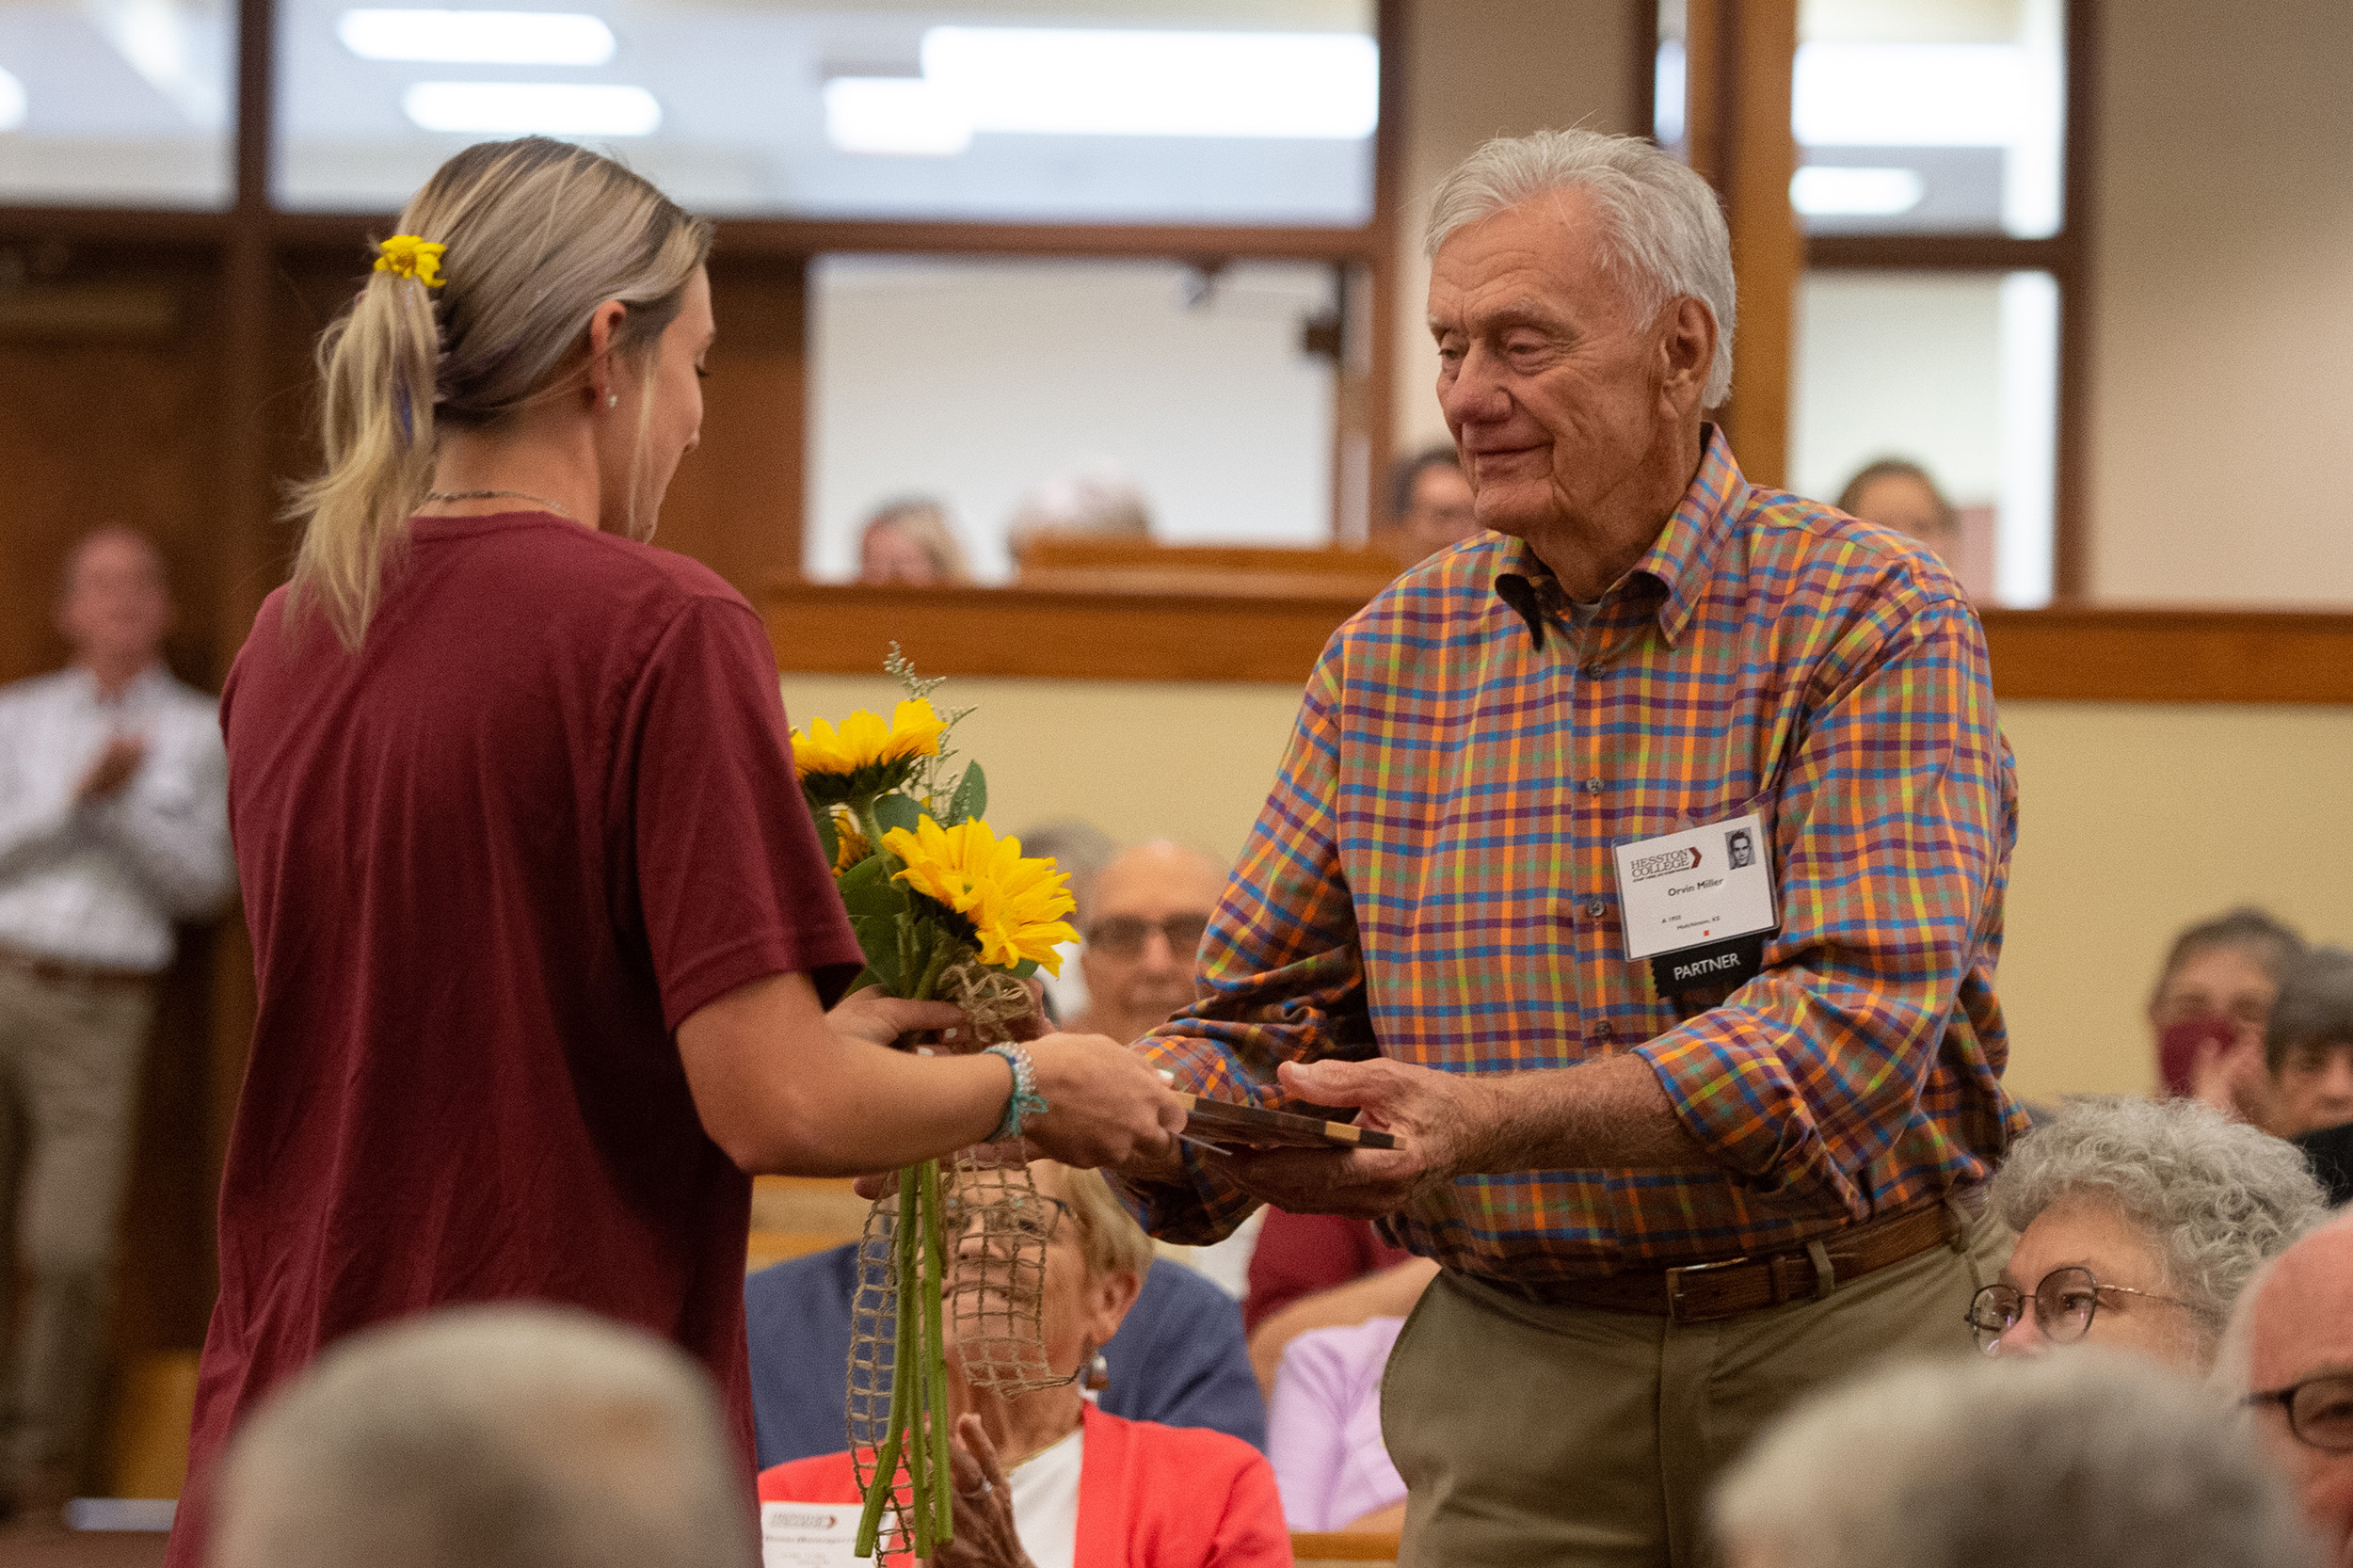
(274, 0, 1376, 222)
(0, 0, 233, 206)
(1792, 0, 2065, 237)
(807, 255, 1337, 583)
(1791, 268, 2057, 607)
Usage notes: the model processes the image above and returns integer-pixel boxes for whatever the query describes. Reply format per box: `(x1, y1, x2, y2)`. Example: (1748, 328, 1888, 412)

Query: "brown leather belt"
(0, 943, 152, 993)
(1482, 1200, 1968, 1323)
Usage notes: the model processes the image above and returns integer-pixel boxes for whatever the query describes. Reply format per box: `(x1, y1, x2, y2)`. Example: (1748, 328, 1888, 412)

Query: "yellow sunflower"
(883, 815, 1078, 974)
(792, 698, 948, 805)
(827, 806, 872, 872)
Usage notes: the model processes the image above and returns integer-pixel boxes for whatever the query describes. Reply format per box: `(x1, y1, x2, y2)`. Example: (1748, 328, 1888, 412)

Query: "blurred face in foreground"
(1978, 1195, 2203, 1369)
(2243, 1224, 2353, 1568)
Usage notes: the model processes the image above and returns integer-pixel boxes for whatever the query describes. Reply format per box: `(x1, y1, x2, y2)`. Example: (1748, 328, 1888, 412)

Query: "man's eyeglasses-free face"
(1086, 913, 1209, 958)
(2244, 1373, 2353, 1452)
(1963, 1265, 2194, 1352)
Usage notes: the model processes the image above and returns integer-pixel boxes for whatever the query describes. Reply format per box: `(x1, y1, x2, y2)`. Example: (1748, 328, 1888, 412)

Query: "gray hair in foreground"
(1714, 1352, 2320, 1568)
(212, 1304, 753, 1568)
(1990, 1094, 2326, 1352)
(1424, 128, 1737, 406)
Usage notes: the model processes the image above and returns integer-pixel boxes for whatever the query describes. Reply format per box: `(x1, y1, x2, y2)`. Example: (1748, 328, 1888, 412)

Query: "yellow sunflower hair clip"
(374, 234, 448, 289)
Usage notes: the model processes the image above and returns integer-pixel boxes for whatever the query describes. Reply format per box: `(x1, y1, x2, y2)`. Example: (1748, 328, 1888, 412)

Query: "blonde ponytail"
(285, 138, 712, 649)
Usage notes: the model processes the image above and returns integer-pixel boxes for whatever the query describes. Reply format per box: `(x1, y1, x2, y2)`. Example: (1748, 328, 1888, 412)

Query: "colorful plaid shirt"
(1128, 428, 2024, 1280)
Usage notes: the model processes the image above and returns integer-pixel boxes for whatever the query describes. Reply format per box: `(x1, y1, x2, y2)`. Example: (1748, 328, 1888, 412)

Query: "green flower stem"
(853, 1165, 923, 1559)
(922, 1159, 954, 1545)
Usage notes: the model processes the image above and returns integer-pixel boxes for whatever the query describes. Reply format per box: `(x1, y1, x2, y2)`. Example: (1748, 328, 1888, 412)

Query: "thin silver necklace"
(424, 488, 578, 521)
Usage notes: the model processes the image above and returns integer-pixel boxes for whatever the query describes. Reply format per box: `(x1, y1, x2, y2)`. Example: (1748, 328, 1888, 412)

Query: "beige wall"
(785, 672, 2353, 1106)
(1390, 0, 1641, 456)
(2075, 1, 2353, 601)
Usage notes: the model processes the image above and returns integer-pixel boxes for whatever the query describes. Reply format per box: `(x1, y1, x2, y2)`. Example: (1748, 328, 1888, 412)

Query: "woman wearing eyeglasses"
(759, 1160, 1289, 1568)
(1965, 1095, 2324, 1369)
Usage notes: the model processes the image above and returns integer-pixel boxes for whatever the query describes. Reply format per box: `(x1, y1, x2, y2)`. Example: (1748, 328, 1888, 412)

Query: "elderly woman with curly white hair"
(1966, 1095, 2327, 1369)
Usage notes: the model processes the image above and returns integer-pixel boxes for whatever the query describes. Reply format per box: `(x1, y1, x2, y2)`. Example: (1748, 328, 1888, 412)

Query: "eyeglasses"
(2245, 1374, 2353, 1452)
(940, 1190, 1071, 1247)
(1964, 1265, 2195, 1352)
(1085, 913, 1209, 959)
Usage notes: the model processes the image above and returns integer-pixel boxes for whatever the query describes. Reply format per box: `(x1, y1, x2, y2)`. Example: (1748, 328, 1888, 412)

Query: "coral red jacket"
(758, 1402, 1293, 1567)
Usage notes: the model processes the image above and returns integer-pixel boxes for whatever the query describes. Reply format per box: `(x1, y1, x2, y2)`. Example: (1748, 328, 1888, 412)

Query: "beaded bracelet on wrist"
(983, 1042, 1049, 1143)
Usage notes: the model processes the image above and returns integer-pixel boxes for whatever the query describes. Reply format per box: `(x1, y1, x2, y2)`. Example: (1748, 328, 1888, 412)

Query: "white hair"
(1424, 128, 1737, 406)
(1715, 1352, 2322, 1568)
(1990, 1094, 2328, 1352)
(212, 1304, 753, 1568)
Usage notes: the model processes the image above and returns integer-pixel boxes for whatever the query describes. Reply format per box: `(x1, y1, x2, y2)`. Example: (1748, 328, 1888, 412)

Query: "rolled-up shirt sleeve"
(1123, 649, 1376, 1244)
(1634, 597, 2013, 1219)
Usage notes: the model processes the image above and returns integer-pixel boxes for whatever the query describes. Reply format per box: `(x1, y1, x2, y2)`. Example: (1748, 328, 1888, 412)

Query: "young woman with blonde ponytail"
(169, 139, 1180, 1565)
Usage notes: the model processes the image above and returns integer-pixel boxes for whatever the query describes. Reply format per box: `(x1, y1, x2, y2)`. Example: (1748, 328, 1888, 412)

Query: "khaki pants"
(0, 964, 152, 1491)
(1381, 1208, 2009, 1568)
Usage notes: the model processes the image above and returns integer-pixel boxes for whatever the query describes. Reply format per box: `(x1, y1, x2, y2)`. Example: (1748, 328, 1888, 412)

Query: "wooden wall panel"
(768, 584, 2353, 707)
(654, 257, 808, 598)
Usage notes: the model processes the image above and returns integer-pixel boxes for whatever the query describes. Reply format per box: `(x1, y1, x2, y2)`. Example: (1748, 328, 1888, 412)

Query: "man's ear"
(1657, 296, 1718, 412)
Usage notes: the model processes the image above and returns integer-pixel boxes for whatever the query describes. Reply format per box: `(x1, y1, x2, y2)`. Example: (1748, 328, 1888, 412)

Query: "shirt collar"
(69, 663, 168, 709)
(1487, 424, 1748, 651)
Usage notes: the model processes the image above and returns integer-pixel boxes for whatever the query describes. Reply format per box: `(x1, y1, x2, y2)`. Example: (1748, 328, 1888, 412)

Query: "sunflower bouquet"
(792, 649, 1079, 1560)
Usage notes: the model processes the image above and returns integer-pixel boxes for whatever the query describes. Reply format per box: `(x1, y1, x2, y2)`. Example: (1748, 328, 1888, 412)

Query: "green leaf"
(836, 854, 902, 923)
(873, 791, 923, 839)
(851, 915, 906, 992)
(812, 806, 839, 868)
(946, 761, 987, 827)
(1008, 956, 1040, 980)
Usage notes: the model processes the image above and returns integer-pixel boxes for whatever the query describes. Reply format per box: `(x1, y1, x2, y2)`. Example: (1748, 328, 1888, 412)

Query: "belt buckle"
(1664, 1256, 1751, 1322)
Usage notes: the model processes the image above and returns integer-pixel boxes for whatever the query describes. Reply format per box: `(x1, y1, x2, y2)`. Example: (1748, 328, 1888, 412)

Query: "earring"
(606, 392, 618, 408)
(1084, 1352, 1110, 1392)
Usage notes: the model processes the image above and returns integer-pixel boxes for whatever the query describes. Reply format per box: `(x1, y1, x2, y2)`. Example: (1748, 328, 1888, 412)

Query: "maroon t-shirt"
(168, 512, 860, 1564)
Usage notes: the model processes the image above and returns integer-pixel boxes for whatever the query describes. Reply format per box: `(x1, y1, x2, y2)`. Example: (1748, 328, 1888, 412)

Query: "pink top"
(1263, 1315, 1407, 1531)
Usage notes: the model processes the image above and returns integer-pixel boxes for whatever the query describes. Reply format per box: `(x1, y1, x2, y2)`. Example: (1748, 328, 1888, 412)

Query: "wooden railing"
(766, 584, 2353, 705)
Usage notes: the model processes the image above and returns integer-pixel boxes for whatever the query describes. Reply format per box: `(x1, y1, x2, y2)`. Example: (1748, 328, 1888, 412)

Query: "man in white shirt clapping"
(0, 529, 232, 1517)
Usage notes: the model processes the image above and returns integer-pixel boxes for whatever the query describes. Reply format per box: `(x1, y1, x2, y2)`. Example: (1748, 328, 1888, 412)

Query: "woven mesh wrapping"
(846, 1154, 1067, 1557)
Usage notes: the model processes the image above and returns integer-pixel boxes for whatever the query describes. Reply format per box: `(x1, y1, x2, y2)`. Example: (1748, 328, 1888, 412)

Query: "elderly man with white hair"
(1116, 126, 2019, 1563)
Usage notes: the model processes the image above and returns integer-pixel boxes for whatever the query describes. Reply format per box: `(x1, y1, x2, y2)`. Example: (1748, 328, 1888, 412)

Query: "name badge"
(1610, 812, 1778, 995)
(761, 1503, 866, 1568)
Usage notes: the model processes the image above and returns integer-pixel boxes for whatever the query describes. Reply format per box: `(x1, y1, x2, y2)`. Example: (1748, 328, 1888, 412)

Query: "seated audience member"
(760, 1162, 1288, 1568)
(1065, 841, 1223, 1048)
(1006, 464, 1154, 571)
(1835, 456, 1962, 566)
(1265, 1316, 1408, 1533)
(1243, 1210, 1435, 1396)
(1388, 444, 1478, 561)
(1713, 1352, 2319, 1568)
(744, 1233, 1266, 1465)
(2266, 947, 2353, 1139)
(210, 1304, 750, 1568)
(858, 496, 970, 585)
(1971, 1096, 2324, 1370)
(2149, 906, 2303, 1121)
(2224, 1212, 2353, 1567)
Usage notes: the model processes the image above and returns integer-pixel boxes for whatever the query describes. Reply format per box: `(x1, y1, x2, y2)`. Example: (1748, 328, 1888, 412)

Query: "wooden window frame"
(1648, 0, 2099, 600)
(0, 0, 1405, 639)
